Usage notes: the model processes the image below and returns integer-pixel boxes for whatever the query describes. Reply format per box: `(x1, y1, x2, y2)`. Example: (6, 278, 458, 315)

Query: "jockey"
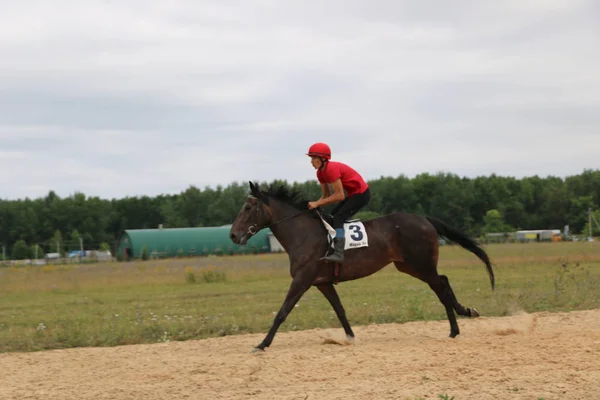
(306, 142, 371, 263)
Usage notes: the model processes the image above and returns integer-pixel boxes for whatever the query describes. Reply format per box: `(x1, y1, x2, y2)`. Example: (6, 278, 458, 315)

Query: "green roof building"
(116, 225, 283, 259)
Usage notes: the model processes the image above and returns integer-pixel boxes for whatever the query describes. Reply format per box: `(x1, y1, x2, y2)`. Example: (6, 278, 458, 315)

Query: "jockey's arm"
(320, 183, 331, 199)
(316, 179, 345, 206)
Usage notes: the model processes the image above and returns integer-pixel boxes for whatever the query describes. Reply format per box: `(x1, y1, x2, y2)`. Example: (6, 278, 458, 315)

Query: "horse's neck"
(268, 204, 322, 252)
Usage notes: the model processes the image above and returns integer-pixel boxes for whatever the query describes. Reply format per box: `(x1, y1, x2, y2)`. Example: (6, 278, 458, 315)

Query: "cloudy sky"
(1, 0, 598, 200)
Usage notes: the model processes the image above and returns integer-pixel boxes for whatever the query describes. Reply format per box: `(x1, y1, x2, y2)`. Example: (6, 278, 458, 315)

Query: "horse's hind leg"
(393, 261, 461, 337)
(439, 275, 480, 318)
(316, 283, 355, 342)
(426, 274, 461, 338)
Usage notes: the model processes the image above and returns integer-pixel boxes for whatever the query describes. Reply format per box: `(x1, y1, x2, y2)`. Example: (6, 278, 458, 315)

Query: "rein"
(246, 195, 314, 235)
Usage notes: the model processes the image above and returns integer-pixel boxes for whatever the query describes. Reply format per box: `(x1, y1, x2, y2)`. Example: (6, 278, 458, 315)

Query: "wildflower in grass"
(43, 265, 56, 273)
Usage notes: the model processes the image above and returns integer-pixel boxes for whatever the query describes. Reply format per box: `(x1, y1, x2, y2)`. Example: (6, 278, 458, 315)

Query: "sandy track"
(1, 309, 599, 400)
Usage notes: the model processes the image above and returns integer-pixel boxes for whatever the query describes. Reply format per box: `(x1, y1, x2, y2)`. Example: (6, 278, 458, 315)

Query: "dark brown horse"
(229, 181, 495, 352)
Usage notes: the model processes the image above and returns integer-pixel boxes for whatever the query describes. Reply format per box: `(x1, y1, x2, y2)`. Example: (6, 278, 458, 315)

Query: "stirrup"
(324, 255, 344, 263)
(320, 250, 343, 262)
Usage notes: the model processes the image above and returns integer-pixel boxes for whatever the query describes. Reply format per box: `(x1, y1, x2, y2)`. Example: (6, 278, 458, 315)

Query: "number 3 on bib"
(343, 221, 369, 249)
(349, 224, 363, 241)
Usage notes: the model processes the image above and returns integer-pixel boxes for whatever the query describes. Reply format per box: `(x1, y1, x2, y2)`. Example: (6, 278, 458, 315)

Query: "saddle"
(315, 209, 360, 233)
(319, 211, 334, 226)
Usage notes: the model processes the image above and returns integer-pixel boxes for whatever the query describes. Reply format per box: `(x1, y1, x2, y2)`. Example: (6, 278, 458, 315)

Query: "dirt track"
(1, 309, 599, 400)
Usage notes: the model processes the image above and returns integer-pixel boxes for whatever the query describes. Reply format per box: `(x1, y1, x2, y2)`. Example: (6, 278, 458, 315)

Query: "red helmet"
(306, 142, 331, 159)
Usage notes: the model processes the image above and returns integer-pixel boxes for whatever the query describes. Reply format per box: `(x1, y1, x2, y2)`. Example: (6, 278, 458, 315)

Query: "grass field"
(1, 241, 599, 353)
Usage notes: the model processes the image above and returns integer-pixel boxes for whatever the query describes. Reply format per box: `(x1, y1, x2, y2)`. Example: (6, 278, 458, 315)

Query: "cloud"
(0, 0, 598, 199)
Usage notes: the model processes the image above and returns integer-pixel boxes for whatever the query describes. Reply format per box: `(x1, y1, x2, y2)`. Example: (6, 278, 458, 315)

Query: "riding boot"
(323, 237, 345, 263)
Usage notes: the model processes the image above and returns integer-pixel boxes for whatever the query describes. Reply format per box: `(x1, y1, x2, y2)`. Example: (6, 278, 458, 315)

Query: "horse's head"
(229, 181, 272, 245)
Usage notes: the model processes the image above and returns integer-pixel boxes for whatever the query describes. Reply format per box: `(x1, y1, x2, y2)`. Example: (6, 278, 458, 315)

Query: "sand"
(1, 309, 599, 400)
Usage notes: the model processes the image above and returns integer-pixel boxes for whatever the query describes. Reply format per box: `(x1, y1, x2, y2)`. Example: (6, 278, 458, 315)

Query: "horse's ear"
(248, 181, 261, 198)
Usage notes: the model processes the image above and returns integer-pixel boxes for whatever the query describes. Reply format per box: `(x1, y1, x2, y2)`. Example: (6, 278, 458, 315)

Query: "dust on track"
(1, 309, 599, 400)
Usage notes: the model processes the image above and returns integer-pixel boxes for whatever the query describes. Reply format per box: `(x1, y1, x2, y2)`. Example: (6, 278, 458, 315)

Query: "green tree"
(567, 196, 595, 234)
(12, 240, 31, 260)
(0, 169, 599, 254)
(581, 210, 600, 237)
(50, 229, 63, 254)
(68, 229, 81, 251)
(160, 198, 187, 228)
(482, 209, 512, 233)
(29, 243, 44, 259)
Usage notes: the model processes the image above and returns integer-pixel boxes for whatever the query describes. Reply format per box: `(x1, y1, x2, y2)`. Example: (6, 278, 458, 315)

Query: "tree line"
(1, 169, 599, 259)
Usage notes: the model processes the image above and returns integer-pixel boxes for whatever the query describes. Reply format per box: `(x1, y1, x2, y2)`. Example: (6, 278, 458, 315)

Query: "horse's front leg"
(253, 270, 314, 352)
(316, 283, 355, 342)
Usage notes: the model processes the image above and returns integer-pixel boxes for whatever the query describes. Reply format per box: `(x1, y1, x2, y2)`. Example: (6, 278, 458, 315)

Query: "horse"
(229, 181, 495, 352)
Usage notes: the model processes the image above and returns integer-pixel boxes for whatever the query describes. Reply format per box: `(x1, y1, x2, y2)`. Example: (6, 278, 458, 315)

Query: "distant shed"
(515, 229, 562, 242)
(116, 225, 282, 259)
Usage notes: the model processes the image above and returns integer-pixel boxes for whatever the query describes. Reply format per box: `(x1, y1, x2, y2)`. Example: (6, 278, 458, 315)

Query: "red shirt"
(317, 161, 369, 196)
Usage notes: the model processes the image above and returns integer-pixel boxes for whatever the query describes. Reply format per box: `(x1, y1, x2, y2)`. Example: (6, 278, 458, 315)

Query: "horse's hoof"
(250, 347, 265, 354)
(449, 332, 459, 338)
(469, 307, 480, 318)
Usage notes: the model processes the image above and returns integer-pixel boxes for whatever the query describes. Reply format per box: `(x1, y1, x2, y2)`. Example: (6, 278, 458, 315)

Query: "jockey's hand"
(308, 201, 319, 209)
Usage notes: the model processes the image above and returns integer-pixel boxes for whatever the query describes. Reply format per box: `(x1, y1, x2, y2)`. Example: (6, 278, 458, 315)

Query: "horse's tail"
(426, 216, 495, 290)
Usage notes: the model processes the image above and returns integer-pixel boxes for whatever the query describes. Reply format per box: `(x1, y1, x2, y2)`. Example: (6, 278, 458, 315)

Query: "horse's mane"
(257, 182, 311, 210)
(249, 181, 326, 222)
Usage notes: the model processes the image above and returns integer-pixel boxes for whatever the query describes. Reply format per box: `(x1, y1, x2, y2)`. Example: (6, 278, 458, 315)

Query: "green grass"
(0, 242, 599, 353)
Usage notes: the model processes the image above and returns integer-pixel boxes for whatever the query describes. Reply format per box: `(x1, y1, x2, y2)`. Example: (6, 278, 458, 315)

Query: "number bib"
(343, 221, 369, 249)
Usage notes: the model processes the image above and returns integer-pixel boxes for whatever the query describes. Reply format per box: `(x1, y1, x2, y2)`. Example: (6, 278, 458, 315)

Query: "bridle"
(245, 194, 313, 236)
